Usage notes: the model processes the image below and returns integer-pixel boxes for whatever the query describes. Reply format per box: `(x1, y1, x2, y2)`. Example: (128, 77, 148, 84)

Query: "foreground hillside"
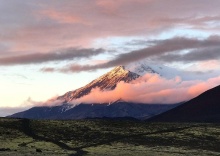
(150, 85, 220, 122)
(0, 118, 220, 156)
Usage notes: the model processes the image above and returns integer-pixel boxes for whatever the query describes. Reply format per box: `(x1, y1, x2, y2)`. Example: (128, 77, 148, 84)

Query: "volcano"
(9, 63, 179, 119)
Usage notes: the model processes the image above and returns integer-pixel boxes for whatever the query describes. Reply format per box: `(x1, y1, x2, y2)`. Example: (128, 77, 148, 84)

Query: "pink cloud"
(196, 60, 220, 71)
(1, 0, 220, 54)
(23, 96, 64, 107)
(183, 60, 220, 72)
(89, 59, 109, 65)
(71, 73, 220, 105)
(40, 9, 88, 24)
(96, 0, 120, 15)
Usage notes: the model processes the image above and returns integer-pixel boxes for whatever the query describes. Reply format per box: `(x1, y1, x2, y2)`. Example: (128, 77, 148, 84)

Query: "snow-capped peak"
(125, 60, 184, 79)
(58, 65, 140, 102)
(125, 62, 159, 76)
(105, 65, 129, 77)
(125, 60, 214, 80)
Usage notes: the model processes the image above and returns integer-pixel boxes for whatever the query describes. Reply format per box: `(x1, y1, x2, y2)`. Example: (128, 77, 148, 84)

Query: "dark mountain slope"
(9, 102, 177, 120)
(149, 85, 220, 122)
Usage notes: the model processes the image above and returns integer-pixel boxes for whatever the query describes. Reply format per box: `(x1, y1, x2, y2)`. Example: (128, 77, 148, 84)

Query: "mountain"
(58, 66, 140, 102)
(9, 101, 178, 120)
(9, 62, 180, 120)
(149, 85, 220, 122)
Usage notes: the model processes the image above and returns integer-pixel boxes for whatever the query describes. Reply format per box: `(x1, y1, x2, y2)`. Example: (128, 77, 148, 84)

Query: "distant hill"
(149, 85, 220, 122)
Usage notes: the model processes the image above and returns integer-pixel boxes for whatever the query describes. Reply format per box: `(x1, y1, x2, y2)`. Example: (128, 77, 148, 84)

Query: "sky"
(1, 0, 220, 116)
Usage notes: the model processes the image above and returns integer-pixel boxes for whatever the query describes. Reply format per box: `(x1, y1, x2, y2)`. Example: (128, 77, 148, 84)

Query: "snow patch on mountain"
(125, 60, 216, 80)
(125, 61, 183, 79)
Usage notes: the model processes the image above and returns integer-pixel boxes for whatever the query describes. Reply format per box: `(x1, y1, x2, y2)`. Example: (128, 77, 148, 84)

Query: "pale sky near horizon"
(1, 0, 220, 116)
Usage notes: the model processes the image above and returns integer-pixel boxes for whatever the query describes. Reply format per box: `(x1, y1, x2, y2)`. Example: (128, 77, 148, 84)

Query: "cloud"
(3, 36, 220, 67)
(1, 0, 220, 54)
(45, 36, 220, 73)
(23, 96, 64, 107)
(191, 60, 220, 71)
(149, 15, 220, 31)
(41, 67, 55, 72)
(157, 47, 220, 63)
(40, 9, 87, 24)
(0, 48, 104, 65)
(70, 73, 220, 104)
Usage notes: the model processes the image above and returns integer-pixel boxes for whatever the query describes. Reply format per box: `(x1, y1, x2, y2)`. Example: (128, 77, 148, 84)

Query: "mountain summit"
(58, 65, 140, 102)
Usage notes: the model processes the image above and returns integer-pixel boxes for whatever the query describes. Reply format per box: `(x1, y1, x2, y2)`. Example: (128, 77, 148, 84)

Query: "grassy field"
(0, 118, 220, 156)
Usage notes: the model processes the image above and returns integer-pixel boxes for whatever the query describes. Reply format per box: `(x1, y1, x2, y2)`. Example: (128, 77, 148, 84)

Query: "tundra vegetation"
(0, 118, 220, 156)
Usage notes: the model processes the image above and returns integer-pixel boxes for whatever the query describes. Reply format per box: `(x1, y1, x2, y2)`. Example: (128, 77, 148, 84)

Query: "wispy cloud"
(0, 48, 104, 65)
(157, 47, 220, 63)
(43, 36, 220, 73)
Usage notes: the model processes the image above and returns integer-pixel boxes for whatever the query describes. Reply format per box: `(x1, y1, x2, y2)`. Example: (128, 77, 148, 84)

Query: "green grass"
(0, 118, 220, 155)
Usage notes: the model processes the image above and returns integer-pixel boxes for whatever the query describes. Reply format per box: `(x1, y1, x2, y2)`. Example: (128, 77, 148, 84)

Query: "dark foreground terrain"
(0, 118, 220, 156)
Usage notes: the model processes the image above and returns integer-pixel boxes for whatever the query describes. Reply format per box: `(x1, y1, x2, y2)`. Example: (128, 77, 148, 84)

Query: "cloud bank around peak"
(20, 72, 220, 107)
(71, 73, 220, 105)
